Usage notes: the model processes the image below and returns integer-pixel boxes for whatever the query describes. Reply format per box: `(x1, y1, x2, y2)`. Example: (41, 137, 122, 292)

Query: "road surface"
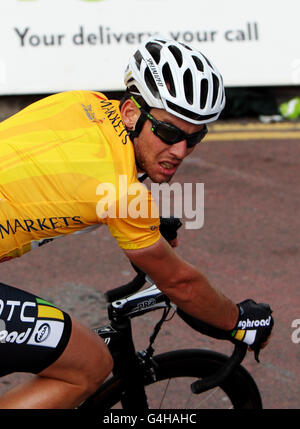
(0, 119, 299, 409)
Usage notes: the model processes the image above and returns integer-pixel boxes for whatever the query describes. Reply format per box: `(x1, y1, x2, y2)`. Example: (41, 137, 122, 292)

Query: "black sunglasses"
(144, 111, 208, 148)
(131, 97, 208, 148)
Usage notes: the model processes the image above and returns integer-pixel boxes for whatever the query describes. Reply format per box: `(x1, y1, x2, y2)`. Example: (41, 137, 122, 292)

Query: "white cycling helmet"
(124, 35, 226, 124)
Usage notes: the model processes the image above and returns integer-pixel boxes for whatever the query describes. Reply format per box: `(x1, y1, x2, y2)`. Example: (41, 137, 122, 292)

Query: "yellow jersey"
(0, 90, 160, 263)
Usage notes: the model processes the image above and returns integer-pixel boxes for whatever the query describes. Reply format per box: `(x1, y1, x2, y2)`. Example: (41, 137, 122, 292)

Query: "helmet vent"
(183, 69, 194, 105)
(211, 73, 219, 108)
(146, 42, 162, 65)
(166, 100, 216, 121)
(200, 79, 208, 109)
(192, 55, 204, 72)
(168, 45, 183, 67)
(162, 63, 176, 97)
(144, 67, 160, 99)
(134, 50, 143, 71)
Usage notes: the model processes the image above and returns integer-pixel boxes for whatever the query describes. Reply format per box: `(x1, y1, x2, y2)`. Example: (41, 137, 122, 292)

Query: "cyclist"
(0, 36, 273, 408)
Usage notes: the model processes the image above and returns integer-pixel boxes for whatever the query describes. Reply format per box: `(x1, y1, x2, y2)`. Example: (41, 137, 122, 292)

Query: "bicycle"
(78, 264, 263, 411)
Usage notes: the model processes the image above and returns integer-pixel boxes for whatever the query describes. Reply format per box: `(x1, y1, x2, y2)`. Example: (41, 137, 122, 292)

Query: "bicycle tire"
(79, 348, 262, 410)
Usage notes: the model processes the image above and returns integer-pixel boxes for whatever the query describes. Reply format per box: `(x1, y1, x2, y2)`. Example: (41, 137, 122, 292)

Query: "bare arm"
(124, 237, 238, 331)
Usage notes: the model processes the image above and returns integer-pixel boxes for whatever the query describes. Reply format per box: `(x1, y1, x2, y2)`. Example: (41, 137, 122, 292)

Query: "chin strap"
(138, 173, 148, 182)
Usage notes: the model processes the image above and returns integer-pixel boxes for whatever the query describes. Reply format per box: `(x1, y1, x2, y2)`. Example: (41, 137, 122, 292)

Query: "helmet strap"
(127, 96, 150, 140)
(127, 112, 148, 140)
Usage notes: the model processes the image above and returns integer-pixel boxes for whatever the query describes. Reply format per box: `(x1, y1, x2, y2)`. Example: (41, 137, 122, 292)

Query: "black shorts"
(0, 282, 72, 377)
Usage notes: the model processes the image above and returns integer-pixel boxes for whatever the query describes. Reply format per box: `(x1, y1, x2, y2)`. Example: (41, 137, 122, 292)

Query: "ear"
(120, 98, 140, 130)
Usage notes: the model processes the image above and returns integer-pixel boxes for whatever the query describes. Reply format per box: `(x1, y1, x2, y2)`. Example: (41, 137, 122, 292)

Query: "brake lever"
(251, 343, 262, 363)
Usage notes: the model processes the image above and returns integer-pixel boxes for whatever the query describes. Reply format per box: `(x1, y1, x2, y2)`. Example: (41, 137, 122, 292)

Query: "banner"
(0, 0, 299, 95)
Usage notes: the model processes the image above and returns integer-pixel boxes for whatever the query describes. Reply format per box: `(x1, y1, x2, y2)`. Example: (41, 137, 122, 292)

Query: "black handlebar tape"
(191, 342, 247, 394)
(105, 272, 146, 303)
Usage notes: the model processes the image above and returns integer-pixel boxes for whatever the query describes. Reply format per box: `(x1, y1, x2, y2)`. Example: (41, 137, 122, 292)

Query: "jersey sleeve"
(105, 186, 161, 250)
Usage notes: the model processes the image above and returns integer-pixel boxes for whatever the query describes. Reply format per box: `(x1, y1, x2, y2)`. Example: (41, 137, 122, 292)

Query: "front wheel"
(143, 349, 262, 409)
(79, 348, 262, 410)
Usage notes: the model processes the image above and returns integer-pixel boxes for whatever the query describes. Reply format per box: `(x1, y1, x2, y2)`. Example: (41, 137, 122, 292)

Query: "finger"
(169, 238, 178, 247)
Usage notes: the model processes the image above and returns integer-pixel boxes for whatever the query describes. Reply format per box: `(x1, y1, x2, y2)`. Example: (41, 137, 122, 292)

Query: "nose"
(169, 140, 188, 160)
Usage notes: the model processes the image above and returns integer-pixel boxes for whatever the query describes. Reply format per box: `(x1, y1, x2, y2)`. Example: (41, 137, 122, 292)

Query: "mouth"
(159, 161, 179, 176)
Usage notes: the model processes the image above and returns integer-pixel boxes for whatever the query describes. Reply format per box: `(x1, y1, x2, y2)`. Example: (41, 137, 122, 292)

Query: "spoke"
(145, 378, 235, 409)
(196, 387, 218, 408)
(158, 378, 171, 409)
(196, 387, 233, 410)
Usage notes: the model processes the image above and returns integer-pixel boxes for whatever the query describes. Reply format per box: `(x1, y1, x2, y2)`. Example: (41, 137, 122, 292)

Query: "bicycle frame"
(78, 214, 259, 411)
(102, 284, 171, 410)
(80, 279, 248, 411)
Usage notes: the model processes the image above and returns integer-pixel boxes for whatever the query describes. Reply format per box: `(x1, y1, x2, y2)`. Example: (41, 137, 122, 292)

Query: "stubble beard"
(135, 154, 172, 184)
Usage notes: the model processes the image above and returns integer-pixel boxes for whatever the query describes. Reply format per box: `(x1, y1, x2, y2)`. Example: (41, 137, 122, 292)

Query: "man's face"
(133, 108, 205, 183)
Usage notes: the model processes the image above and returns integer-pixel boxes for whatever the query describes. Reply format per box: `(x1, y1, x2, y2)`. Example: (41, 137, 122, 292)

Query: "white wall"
(0, 0, 299, 95)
